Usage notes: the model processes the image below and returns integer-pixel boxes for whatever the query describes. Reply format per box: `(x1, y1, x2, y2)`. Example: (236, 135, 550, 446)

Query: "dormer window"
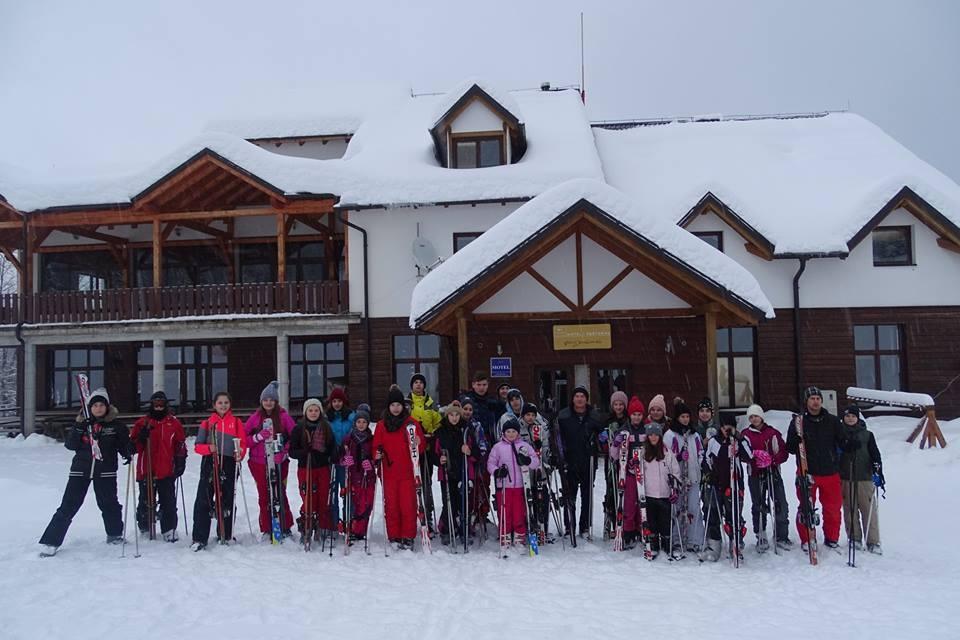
(453, 136, 504, 168)
(430, 80, 526, 169)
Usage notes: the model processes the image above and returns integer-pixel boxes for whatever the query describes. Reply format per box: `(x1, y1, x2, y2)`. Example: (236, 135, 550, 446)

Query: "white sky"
(1, 0, 958, 183)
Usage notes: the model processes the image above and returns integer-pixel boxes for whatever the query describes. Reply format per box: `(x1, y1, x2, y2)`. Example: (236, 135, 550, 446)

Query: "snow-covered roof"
(430, 77, 524, 128)
(409, 179, 775, 328)
(206, 115, 363, 140)
(594, 113, 960, 255)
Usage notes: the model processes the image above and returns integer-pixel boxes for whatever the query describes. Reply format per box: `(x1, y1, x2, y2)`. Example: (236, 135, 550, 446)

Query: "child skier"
(191, 392, 247, 551)
(696, 397, 717, 441)
(430, 405, 475, 546)
(131, 390, 186, 542)
(245, 381, 296, 540)
(326, 387, 356, 527)
(373, 386, 427, 550)
(340, 407, 377, 543)
(288, 398, 337, 544)
(608, 396, 646, 550)
(603, 390, 629, 540)
(640, 421, 681, 559)
(520, 402, 553, 542)
(487, 418, 541, 549)
(702, 414, 752, 562)
(663, 400, 705, 553)
(459, 397, 492, 533)
(740, 404, 792, 552)
(39, 387, 131, 557)
(839, 406, 884, 555)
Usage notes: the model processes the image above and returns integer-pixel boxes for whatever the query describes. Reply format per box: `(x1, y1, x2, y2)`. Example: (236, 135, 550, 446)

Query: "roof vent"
(540, 81, 551, 92)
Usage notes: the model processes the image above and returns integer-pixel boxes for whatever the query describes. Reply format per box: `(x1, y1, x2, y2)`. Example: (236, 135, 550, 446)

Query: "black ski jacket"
(66, 406, 131, 477)
(554, 405, 604, 474)
(786, 409, 844, 476)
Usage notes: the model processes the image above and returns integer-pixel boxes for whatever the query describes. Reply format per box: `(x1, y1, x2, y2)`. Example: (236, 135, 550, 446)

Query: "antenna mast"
(579, 12, 585, 104)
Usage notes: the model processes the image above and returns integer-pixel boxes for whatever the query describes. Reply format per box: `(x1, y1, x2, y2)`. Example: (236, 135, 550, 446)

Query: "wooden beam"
(276, 212, 287, 283)
(526, 266, 578, 311)
(134, 160, 221, 209)
(575, 231, 584, 308)
(161, 222, 177, 241)
(177, 220, 230, 239)
(705, 306, 718, 406)
(473, 308, 705, 321)
(289, 214, 331, 235)
(0, 246, 22, 273)
(152, 219, 162, 288)
(937, 237, 960, 254)
(457, 308, 469, 392)
(585, 265, 633, 310)
(744, 242, 774, 261)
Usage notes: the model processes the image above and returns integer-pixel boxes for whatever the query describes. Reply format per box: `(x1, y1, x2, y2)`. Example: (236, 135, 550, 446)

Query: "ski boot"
(106, 535, 125, 545)
(756, 534, 770, 554)
(824, 539, 841, 552)
(190, 542, 206, 552)
(867, 543, 883, 555)
(162, 530, 179, 543)
(702, 538, 722, 562)
(776, 538, 794, 551)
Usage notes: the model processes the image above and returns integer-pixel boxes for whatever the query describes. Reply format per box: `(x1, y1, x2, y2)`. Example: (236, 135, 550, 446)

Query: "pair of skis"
(263, 419, 284, 545)
(728, 437, 744, 567)
(511, 441, 539, 557)
(406, 423, 433, 553)
(612, 431, 630, 552)
(794, 414, 819, 566)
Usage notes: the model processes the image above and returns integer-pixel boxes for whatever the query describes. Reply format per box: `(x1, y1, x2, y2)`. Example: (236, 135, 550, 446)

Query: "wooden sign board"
(553, 323, 612, 350)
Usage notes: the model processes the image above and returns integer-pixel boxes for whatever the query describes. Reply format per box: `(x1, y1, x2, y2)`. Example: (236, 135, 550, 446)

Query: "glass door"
(537, 369, 569, 422)
(595, 367, 629, 412)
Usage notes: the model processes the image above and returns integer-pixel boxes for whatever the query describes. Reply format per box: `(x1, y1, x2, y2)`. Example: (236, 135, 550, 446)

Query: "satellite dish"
(412, 238, 441, 272)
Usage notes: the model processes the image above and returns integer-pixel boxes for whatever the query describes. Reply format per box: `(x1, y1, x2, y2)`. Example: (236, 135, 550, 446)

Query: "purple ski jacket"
(487, 437, 540, 489)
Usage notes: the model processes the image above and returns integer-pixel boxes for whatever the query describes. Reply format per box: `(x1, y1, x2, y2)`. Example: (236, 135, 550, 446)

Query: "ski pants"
(347, 471, 376, 537)
(39, 470, 123, 547)
(136, 476, 178, 535)
(603, 460, 616, 535)
(621, 472, 645, 534)
(703, 484, 723, 543)
(645, 497, 671, 550)
(842, 480, 880, 546)
(192, 455, 236, 544)
(421, 456, 436, 532)
(383, 471, 418, 540)
(248, 459, 294, 534)
(437, 475, 464, 538)
(748, 469, 790, 542)
(795, 472, 842, 544)
(681, 482, 704, 549)
(297, 465, 333, 533)
(561, 463, 593, 534)
(532, 470, 550, 536)
(497, 486, 528, 537)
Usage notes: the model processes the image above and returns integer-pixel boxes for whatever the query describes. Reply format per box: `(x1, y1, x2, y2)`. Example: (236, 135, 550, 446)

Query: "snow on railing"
(846, 386, 946, 449)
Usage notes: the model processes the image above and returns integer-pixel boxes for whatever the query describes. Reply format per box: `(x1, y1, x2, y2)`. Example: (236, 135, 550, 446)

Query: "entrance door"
(536, 368, 569, 422)
(595, 367, 629, 412)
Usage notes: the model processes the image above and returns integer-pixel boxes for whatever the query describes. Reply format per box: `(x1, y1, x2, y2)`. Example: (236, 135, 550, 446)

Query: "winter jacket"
(131, 411, 186, 481)
(554, 404, 604, 472)
(609, 424, 646, 474)
(487, 437, 540, 489)
(429, 419, 481, 483)
(372, 413, 426, 484)
(288, 418, 337, 468)
(341, 428, 377, 486)
(839, 420, 882, 482)
(463, 416, 491, 464)
(517, 415, 552, 470)
(787, 409, 844, 476)
(663, 427, 705, 485)
(705, 433, 752, 491)
(195, 411, 247, 459)
(326, 407, 356, 446)
(460, 390, 498, 441)
(696, 419, 716, 442)
(604, 413, 629, 453)
(244, 408, 295, 466)
(408, 393, 441, 435)
(740, 423, 788, 475)
(66, 406, 131, 478)
(642, 448, 680, 499)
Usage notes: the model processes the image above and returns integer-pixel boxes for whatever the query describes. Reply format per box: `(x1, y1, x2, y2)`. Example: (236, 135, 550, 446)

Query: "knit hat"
(150, 390, 168, 404)
(302, 398, 323, 415)
(502, 418, 521, 434)
(354, 408, 371, 424)
(328, 387, 349, 405)
(609, 391, 628, 411)
(843, 405, 861, 419)
(88, 387, 110, 409)
(410, 372, 426, 388)
(387, 387, 405, 406)
(627, 395, 645, 416)
(507, 388, 522, 402)
(521, 402, 538, 417)
(673, 398, 692, 419)
(572, 385, 590, 400)
(645, 423, 663, 438)
(648, 394, 666, 414)
(356, 403, 371, 416)
(746, 404, 764, 420)
(697, 397, 714, 412)
(444, 405, 462, 420)
(458, 396, 476, 409)
(260, 380, 280, 403)
(804, 386, 823, 400)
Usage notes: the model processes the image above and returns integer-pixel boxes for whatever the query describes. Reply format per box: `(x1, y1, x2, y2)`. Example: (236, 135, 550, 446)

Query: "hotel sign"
(553, 324, 612, 350)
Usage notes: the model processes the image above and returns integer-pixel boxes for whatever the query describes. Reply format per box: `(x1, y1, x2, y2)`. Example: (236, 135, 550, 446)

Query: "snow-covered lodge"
(1, 79, 959, 431)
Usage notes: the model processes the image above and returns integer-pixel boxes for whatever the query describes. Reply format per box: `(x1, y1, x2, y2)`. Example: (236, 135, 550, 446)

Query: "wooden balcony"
(0, 280, 348, 325)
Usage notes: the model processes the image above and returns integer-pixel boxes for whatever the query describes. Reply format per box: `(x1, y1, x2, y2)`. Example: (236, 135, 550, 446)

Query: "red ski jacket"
(131, 412, 187, 481)
(372, 414, 425, 484)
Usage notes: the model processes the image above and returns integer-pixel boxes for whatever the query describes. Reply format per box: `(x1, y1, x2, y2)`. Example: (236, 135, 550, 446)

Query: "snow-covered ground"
(0, 412, 957, 640)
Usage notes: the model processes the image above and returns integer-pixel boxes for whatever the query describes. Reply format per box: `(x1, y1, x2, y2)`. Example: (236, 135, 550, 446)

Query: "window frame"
(853, 324, 905, 391)
(693, 231, 724, 253)
(136, 343, 228, 412)
(288, 338, 348, 406)
(453, 232, 483, 253)
(47, 347, 106, 409)
(392, 333, 442, 400)
(715, 326, 758, 409)
(872, 225, 914, 267)
(451, 134, 505, 168)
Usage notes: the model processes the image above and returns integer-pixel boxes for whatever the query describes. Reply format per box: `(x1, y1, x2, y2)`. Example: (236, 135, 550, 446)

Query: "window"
(452, 136, 504, 168)
(872, 226, 913, 266)
(134, 247, 229, 288)
(716, 327, 756, 408)
(239, 243, 276, 283)
(694, 231, 724, 252)
(289, 339, 347, 405)
(393, 334, 441, 401)
(40, 252, 122, 292)
(854, 324, 903, 391)
(286, 241, 329, 282)
(48, 347, 105, 409)
(453, 232, 482, 253)
(137, 344, 227, 411)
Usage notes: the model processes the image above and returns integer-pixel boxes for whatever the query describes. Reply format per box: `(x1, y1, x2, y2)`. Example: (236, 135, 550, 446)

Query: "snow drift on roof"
(594, 113, 960, 254)
(409, 178, 775, 327)
(429, 77, 524, 128)
(206, 115, 363, 140)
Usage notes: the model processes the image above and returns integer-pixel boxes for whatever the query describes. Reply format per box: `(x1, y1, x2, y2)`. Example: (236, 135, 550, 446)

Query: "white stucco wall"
(450, 100, 504, 133)
(251, 138, 349, 160)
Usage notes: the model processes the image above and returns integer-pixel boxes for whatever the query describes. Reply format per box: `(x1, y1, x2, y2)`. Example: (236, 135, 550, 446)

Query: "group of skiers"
(37, 372, 886, 566)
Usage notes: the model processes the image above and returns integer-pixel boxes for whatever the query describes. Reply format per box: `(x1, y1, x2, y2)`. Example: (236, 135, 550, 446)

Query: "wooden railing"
(1, 281, 348, 324)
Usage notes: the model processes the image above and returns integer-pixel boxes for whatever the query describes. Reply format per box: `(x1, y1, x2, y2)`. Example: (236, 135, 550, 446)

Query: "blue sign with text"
(490, 357, 512, 378)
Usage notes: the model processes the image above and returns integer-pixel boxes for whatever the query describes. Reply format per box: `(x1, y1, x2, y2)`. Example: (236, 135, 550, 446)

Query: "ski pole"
(700, 485, 714, 560)
(146, 438, 156, 540)
(132, 468, 141, 558)
(847, 457, 857, 568)
(768, 471, 780, 556)
(179, 476, 190, 540)
(122, 460, 132, 558)
(863, 486, 877, 549)
(236, 460, 254, 540)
